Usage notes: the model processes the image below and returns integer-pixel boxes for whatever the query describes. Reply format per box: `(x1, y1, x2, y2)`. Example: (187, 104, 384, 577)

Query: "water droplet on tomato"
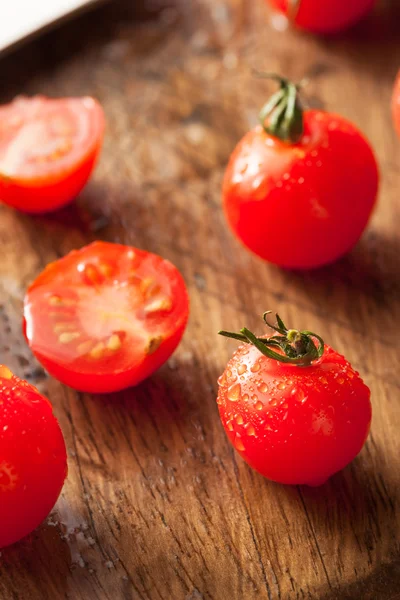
(255, 400, 263, 411)
(234, 434, 245, 451)
(242, 393, 249, 403)
(227, 383, 241, 402)
(237, 363, 247, 375)
(250, 362, 260, 373)
(218, 373, 227, 386)
(227, 419, 234, 431)
(258, 382, 268, 393)
(235, 415, 244, 425)
(337, 377, 345, 385)
(277, 382, 286, 390)
(244, 423, 256, 436)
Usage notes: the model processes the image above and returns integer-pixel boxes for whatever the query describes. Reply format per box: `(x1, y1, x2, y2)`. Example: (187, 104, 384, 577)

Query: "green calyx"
(219, 311, 324, 367)
(257, 74, 304, 143)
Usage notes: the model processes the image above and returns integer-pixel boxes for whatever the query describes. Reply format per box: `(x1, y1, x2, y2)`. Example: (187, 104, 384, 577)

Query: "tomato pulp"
(0, 96, 104, 213)
(0, 366, 67, 547)
(23, 242, 189, 393)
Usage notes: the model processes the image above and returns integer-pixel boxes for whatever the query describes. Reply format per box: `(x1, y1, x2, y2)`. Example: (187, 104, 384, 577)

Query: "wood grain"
(0, 1, 400, 598)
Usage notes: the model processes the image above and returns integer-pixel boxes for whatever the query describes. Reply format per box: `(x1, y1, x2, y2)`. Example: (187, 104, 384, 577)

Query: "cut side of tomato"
(23, 242, 189, 393)
(0, 96, 104, 213)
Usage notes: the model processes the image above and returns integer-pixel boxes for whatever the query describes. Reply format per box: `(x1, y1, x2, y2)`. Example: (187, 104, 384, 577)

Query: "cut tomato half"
(23, 242, 189, 393)
(0, 96, 104, 213)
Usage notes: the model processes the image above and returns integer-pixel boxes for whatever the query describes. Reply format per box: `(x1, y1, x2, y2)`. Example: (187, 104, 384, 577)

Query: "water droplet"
(235, 434, 245, 451)
(242, 393, 249, 402)
(218, 373, 227, 386)
(296, 389, 308, 403)
(226, 369, 232, 378)
(347, 370, 354, 379)
(235, 415, 244, 425)
(277, 382, 286, 390)
(270, 397, 278, 407)
(251, 394, 258, 402)
(255, 400, 263, 411)
(227, 383, 241, 402)
(265, 424, 273, 431)
(227, 419, 234, 431)
(320, 377, 328, 385)
(250, 362, 260, 373)
(258, 382, 268, 393)
(237, 363, 247, 375)
(291, 387, 297, 395)
(244, 423, 256, 436)
(337, 377, 345, 385)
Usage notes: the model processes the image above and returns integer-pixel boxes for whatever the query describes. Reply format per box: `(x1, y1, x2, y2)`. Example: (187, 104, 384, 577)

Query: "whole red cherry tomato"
(0, 96, 104, 213)
(217, 312, 371, 486)
(23, 241, 189, 393)
(392, 71, 400, 138)
(0, 365, 67, 547)
(222, 76, 379, 269)
(268, 0, 376, 34)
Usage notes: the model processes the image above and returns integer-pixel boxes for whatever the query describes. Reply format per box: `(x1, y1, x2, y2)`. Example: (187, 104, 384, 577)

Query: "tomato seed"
(90, 342, 105, 358)
(59, 332, 80, 344)
(107, 334, 122, 351)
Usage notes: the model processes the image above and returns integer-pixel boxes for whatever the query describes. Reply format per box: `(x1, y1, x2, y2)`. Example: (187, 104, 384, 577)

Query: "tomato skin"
(0, 366, 67, 547)
(223, 111, 378, 269)
(392, 72, 400, 138)
(0, 96, 104, 214)
(23, 242, 189, 394)
(268, 0, 375, 34)
(217, 344, 371, 486)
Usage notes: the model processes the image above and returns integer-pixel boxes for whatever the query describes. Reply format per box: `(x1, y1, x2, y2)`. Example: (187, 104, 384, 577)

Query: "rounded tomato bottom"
(0, 367, 67, 548)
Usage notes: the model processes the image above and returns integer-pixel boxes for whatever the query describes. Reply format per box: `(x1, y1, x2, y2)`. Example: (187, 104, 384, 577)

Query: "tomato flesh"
(23, 242, 189, 393)
(217, 344, 371, 486)
(0, 96, 104, 213)
(268, 0, 375, 34)
(223, 110, 378, 269)
(0, 366, 67, 547)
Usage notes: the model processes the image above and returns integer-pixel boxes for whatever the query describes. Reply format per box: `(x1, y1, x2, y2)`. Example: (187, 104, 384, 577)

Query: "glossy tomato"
(0, 96, 104, 213)
(23, 242, 189, 393)
(218, 313, 372, 486)
(392, 71, 400, 138)
(268, 0, 376, 34)
(0, 366, 67, 547)
(223, 77, 378, 269)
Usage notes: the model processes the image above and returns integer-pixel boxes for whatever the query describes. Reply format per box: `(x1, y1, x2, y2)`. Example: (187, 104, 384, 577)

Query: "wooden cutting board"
(0, 1, 399, 598)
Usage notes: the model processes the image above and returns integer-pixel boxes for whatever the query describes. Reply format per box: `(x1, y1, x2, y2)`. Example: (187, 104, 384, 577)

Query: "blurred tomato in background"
(267, 0, 377, 34)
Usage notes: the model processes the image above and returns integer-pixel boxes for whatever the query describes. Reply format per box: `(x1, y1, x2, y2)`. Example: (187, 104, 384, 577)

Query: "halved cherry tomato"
(268, 0, 376, 34)
(0, 96, 104, 213)
(0, 365, 67, 547)
(23, 242, 189, 393)
(223, 77, 379, 269)
(392, 71, 400, 138)
(218, 313, 372, 486)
